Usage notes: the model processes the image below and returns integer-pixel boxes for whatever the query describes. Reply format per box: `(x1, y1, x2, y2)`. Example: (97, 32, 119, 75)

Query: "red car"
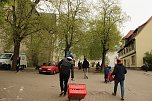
(39, 64, 59, 74)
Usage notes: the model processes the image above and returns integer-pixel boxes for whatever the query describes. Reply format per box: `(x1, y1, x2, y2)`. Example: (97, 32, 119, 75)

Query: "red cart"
(108, 72, 115, 82)
(68, 83, 87, 101)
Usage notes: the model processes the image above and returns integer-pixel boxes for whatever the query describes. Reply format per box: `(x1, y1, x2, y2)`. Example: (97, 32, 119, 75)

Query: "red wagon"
(68, 83, 87, 101)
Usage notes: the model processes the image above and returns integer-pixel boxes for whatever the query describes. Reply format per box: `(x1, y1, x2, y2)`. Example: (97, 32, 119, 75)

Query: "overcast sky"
(87, 0, 152, 36)
(120, 0, 152, 36)
(38, 0, 152, 36)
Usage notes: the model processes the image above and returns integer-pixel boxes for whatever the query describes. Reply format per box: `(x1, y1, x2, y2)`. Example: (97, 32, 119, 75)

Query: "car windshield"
(0, 54, 12, 59)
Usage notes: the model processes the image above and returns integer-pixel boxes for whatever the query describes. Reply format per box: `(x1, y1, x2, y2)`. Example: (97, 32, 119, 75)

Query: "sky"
(90, 0, 152, 36)
(120, 0, 152, 36)
(37, 0, 152, 36)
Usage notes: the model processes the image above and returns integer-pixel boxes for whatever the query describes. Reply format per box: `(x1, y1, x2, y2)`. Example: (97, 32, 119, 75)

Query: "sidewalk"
(71, 69, 152, 101)
(18, 68, 152, 101)
(0, 69, 152, 101)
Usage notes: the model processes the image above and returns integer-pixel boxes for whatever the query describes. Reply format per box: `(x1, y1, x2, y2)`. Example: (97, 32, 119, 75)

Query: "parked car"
(39, 64, 59, 74)
(0, 52, 27, 70)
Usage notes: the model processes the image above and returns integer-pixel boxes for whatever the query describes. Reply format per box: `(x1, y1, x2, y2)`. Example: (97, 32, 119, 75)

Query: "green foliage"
(91, 0, 127, 65)
(105, 56, 110, 65)
(0, 0, 44, 70)
(23, 13, 58, 66)
(0, 0, 128, 67)
(53, 0, 89, 58)
(0, 0, 41, 43)
(143, 50, 152, 70)
(79, 18, 122, 60)
(0, 2, 5, 25)
(24, 31, 51, 66)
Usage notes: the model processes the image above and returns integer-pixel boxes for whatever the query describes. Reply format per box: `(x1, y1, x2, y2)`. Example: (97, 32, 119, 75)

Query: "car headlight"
(47, 68, 51, 70)
(39, 68, 42, 70)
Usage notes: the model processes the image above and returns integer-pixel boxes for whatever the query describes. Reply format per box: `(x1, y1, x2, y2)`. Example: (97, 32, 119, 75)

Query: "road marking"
(19, 86, 24, 92)
(3, 85, 15, 90)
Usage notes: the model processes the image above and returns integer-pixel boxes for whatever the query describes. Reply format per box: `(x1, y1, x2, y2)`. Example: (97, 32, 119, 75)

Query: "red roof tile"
(123, 30, 134, 39)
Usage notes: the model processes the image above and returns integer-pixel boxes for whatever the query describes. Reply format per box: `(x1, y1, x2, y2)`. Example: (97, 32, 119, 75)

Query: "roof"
(118, 16, 152, 53)
(123, 30, 134, 39)
(130, 16, 152, 39)
(123, 16, 152, 40)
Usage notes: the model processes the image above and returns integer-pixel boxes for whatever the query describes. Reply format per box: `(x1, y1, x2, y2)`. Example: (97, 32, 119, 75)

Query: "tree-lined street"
(0, 1, 152, 101)
(0, 69, 152, 101)
(0, 0, 127, 69)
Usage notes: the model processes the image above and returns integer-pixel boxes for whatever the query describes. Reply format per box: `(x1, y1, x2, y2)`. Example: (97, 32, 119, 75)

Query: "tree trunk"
(11, 40, 20, 71)
(101, 45, 107, 69)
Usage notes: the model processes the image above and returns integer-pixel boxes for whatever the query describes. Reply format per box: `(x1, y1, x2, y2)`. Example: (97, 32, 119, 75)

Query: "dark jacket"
(111, 64, 127, 81)
(82, 59, 89, 68)
(104, 66, 109, 75)
(17, 57, 20, 66)
(58, 58, 74, 78)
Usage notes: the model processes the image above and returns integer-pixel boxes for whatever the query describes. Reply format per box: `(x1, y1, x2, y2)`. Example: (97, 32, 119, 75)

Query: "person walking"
(111, 59, 127, 100)
(82, 58, 89, 79)
(58, 55, 74, 96)
(95, 62, 100, 71)
(16, 57, 20, 72)
(78, 61, 82, 70)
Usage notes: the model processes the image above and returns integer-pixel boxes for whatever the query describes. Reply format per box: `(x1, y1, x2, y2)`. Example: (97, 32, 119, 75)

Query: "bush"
(143, 50, 152, 71)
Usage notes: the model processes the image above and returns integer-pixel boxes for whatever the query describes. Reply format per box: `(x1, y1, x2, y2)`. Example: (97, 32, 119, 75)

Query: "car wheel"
(3, 64, 7, 70)
(7, 64, 11, 70)
(39, 71, 42, 74)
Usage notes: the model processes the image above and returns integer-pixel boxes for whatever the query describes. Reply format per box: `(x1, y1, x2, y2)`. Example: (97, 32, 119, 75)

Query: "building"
(118, 16, 152, 68)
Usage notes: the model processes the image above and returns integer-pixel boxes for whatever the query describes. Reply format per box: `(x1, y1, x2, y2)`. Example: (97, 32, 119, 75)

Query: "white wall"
(107, 51, 118, 67)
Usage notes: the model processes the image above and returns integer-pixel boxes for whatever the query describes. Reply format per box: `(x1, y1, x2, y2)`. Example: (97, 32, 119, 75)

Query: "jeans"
(83, 68, 88, 79)
(114, 80, 124, 97)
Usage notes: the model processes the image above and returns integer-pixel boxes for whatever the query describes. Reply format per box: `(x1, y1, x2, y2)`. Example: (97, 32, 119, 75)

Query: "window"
(126, 47, 128, 53)
(124, 59, 126, 66)
(0, 54, 12, 59)
(124, 49, 125, 54)
(131, 55, 136, 65)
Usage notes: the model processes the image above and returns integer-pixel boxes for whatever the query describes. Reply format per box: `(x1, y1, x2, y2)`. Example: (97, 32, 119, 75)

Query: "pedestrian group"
(58, 55, 127, 100)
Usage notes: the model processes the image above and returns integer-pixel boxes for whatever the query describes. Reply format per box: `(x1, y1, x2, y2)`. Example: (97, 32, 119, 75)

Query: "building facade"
(118, 16, 152, 68)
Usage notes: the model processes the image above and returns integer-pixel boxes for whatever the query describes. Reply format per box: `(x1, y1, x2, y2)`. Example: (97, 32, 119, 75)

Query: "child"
(104, 65, 109, 83)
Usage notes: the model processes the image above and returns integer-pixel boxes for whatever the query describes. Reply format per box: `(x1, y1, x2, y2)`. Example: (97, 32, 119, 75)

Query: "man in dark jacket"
(111, 59, 127, 100)
(58, 56, 74, 96)
(82, 58, 89, 79)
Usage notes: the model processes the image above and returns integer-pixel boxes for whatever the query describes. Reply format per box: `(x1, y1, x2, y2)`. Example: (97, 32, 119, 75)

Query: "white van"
(0, 52, 27, 70)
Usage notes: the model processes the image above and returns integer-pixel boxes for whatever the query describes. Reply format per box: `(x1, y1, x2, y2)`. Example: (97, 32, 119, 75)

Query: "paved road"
(0, 69, 152, 101)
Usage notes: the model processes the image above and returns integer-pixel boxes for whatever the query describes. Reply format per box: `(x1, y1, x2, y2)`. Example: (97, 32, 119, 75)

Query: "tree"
(95, 0, 125, 66)
(1, 0, 41, 70)
(83, 0, 128, 66)
(54, 0, 89, 57)
(26, 13, 57, 67)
